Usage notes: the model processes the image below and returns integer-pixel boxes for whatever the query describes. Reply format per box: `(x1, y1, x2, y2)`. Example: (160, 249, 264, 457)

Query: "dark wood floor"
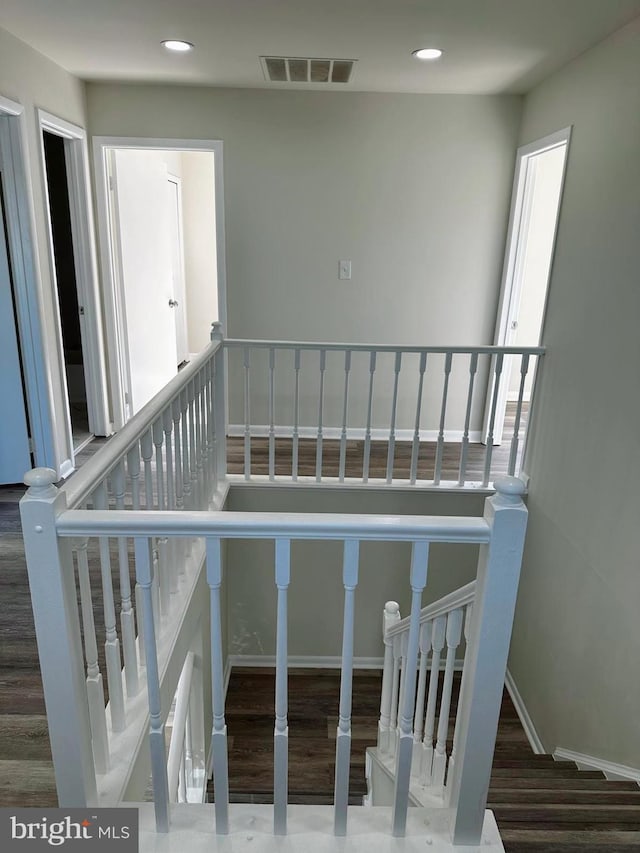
(212, 668, 640, 852)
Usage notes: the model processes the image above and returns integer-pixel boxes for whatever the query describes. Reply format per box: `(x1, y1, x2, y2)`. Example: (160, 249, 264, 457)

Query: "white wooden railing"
(377, 582, 476, 807)
(224, 338, 544, 486)
(19, 322, 531, 849)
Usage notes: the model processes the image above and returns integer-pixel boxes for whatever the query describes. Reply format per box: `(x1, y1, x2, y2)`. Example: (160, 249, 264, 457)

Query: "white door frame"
(37, 109, 111, 457)
(93, 136, 227, 430)
(483, 126, 572, 443)
(167, 173, 190, 365)
(0, 95, 56, 472)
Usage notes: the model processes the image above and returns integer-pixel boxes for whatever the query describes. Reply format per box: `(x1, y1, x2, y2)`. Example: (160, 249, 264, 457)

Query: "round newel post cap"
(24, 467, 58, 498)
(493, 476, 526, 505)
(384, 601, 400, 616)
(210, 321, 224, 341)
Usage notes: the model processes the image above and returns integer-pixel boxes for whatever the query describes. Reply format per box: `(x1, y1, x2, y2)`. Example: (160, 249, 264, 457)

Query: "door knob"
(168, 299, 179, 308)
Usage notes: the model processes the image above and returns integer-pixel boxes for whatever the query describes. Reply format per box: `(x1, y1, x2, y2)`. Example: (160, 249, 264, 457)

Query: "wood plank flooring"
(212, 668, 640, 852)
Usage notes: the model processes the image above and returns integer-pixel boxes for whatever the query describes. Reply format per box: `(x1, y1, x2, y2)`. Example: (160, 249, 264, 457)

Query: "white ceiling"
(2, 0, 640, 94)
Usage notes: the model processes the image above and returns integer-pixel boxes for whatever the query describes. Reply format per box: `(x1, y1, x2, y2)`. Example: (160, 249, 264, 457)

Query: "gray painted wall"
(85, 85, 522, 434)
(225, 487, 485, 659)
(509, 17, 640, 768)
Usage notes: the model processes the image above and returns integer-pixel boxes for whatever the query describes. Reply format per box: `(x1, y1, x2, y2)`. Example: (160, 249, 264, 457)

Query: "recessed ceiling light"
(412, 48, 443, 61)
(161, 39, 194, 53)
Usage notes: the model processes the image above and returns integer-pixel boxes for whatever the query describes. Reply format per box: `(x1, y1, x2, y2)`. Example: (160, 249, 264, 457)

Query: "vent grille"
(261, 57, 355, 84)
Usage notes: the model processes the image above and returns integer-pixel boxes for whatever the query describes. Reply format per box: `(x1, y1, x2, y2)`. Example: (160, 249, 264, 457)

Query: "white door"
(0, 177, 32, 483)
(167, 176, 189, 365)
(110, 149, 178, 415)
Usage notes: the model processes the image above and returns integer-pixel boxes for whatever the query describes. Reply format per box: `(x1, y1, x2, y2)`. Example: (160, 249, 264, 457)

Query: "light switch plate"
(339, 260, 352, 280)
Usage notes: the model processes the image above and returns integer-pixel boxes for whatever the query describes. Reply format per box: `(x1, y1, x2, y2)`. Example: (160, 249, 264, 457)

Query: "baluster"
(362, 351, 377, 483)
(386, 352, 402, 484)
(74, 538, 110, 774)
(184, 707, 193, 794)
(434, 352, 453, 485)
(377, 601, 400, 755)
(411, 620, 432, 777)
(152, 419, 165, 510)
(206, 357, 216, 489)
(92, 482, 125, 732)
(420, 615, 446, 785)
(172, 398, 184, 511)
(140, 430, 154, 510)
(292, 349, 301, 481)
(458, 353, 479, 486)
(396, 632, 409, 753)
(112, 461, 139, 697)
(274, 539, 290, 836)
(198, 368, 209, 503)
(127, 447, 145, 667)
(211, 322, 227, 483)
(206, 538, 230, 833)
(315, 350, 326, 481)
(188, 380, 198, 506)
(410, 353, 427, 485)
(178, 748, 187, 803)
(134, 537, 170, 833)
(338, 350, 352, 482)
(508, 353, 530, 475)
(446, 603, 473, 804)
(483, 353, 504, 487)
(334, 540, 360, 836)
(268, 348, 276, 480)
(431, 608, 464, 788)
(388, 634, 402, 758)
(181, 388, 192, 509)
(194, 372, 205, 506)
(167, 652, 195, 804)
(163, 409, 179, 596)
(243, 347, 251, 481)
(392, 542, 429, 838)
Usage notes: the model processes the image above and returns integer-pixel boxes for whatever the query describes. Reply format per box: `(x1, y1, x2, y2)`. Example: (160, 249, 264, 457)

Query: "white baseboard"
(553, 747, 640, 784)
(227, 654, 384, 670)
(504, 669, 545, 755)
(506, 392, 531, 403)
(228, 424, 482, 443)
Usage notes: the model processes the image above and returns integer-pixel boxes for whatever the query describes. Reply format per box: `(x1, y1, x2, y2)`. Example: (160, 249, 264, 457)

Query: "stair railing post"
(211, 321, 227, 487)
(19, 468, 98, 806)
(450, 476, 527, 845)
(377, 601, 400, 754)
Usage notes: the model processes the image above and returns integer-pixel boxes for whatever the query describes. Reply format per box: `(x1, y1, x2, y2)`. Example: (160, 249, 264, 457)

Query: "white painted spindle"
(133, 537, 170, 833)
(409, 352, 427, 485)
(206, 537, 230, 834)
(181, 388, 192, 508)
(243, 348, 251, 481)
(446, 602, 473, 804)
(420, 615, 446, 785)
(386, 351, 402, 484)
(172, 399, 184, 511)
(167, 651, 195, 803)
(508, 353, 530, 475)
(431, 608, 463, 788)
(411, 620, 432, 776)
(392, 541, 429, 837)
(188, 380, 198, 506)
(377, 601, 400, 755)
(388, 633, 401, 756)
(74, 537, 110, 774)
(140, 429, 154, 510)
(338, 350, 351, 482)
(152, 419, 165, 510)
(292, 349, 300, 481)
(274, 538, 290, 835)
(127, 447, 145, 667)
(315, 349, 326, 482)
(112, 461, 139, 698)
(268, 347, 276, 481)
(211, 322, 227, 485)
(458, 353, 478, 486)
(334, 539, 359, 836)
(92, 482, 126, 733)
(482, 353, 504, 487)
(434, 352, 452, 486)
(362, 351, 377, 483)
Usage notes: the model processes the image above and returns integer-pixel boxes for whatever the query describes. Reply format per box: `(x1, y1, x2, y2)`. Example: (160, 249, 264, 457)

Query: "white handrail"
(387, 581, 477, 639)
(167, 652, 195, 803)
(56, 509, 492, 543)
(225, 338, 545, 355)
(59, 339, 221, 508)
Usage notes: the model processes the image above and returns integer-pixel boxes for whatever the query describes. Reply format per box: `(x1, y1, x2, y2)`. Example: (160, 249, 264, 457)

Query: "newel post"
(450, 476, 527, 845)
(211, 321, 227, 484)
(19, 468, 98, 806)
(377, 601, 400, 754)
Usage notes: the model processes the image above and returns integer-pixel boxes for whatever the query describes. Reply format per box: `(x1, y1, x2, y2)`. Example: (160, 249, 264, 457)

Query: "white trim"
(37, 109, 111, 463)
(227, 424, 482, 443)
(553, 747, 640, 785)
(506, 391, 531, 403)
(504, 669, 545, 755)
(0, 95, 57, 470)
(92, 136, 228, 429)
(226, 474, 496, 494)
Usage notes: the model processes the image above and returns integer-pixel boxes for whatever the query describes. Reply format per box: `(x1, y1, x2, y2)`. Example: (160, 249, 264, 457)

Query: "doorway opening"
(42, 131, 90, 450)
(94, 139, 226, 427)
(485, 127, 571, 448)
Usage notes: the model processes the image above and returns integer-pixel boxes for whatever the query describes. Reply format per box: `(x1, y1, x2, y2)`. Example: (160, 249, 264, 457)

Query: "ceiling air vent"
(261, 57, 355, 84)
